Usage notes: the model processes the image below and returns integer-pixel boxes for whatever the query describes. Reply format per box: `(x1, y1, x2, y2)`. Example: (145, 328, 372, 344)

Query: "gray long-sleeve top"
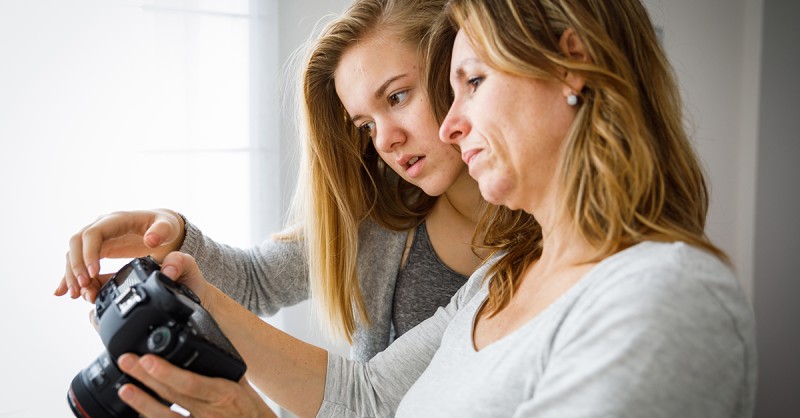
(319, 241, 757, 417)
(179, 218, 408, 362)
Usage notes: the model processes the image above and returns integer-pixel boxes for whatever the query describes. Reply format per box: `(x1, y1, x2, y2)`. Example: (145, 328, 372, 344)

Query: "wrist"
(201, 283, 223, 316)
(169, 209, 188, 251)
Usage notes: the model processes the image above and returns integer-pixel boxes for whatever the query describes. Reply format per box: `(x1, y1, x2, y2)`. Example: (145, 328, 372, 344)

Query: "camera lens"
(147, 326, 174, 354)
(68, 351, 140, 418)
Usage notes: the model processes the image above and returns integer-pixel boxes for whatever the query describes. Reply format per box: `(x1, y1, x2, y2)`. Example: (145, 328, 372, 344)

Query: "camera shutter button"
(147, 326, 174, 354)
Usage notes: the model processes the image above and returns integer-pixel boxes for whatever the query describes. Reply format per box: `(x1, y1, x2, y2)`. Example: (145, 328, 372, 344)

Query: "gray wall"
(754, 0, 800, 416)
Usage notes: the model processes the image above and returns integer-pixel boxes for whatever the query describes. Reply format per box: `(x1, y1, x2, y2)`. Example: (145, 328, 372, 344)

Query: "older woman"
(115, 1, 756, 417)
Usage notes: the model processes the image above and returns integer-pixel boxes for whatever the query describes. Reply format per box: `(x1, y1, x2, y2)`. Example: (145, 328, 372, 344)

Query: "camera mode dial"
(147, 325, 175, 354)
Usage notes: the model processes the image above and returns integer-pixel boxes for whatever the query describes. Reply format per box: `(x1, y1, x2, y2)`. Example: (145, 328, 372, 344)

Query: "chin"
(478, 187, 505, 207)
(415, 174, 458, 197)
(479, 179, 516, 209)
(417, 182, 447, 197)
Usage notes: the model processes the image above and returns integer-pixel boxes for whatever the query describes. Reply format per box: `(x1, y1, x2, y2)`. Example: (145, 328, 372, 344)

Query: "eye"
(359, 121, 376, 138)
(467, 76, 484, 93)
(388, 90, 409, 106)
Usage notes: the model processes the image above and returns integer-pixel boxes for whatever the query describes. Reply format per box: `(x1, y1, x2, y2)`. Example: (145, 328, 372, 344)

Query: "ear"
(558, 28, 590, 96)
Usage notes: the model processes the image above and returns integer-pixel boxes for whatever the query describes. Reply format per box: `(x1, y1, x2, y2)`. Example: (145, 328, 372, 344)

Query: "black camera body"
(68, 257, 246, 418)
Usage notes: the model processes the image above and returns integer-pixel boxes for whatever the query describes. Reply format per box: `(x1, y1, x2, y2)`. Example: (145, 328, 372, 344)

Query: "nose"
(439, 103, 470, 145)
(372, 119, 406, 153)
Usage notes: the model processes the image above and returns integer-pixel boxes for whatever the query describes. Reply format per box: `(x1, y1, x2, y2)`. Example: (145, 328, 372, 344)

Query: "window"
(0, 0, 283, 415)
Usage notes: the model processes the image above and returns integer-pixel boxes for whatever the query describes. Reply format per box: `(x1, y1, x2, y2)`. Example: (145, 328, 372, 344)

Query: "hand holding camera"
(68, 255, 246, 418)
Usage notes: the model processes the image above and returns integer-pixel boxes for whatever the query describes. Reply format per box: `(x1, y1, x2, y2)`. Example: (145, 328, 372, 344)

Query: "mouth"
(398, 155, 424, 169)
(461, 149, 481, 166)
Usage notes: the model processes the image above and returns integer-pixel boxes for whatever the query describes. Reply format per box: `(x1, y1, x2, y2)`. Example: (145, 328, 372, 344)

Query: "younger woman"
(56, 0, 485, 361)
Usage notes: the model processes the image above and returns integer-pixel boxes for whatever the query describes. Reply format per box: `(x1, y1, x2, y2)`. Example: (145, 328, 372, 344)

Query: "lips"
(397, 154, 423, 169)
(398, 154, 425, 178)
(461, 148, 481, 166)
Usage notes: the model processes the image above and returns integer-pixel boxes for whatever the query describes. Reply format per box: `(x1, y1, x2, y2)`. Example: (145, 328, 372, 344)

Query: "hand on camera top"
(55, 209, 186, 303)
(158, 251, 215, 312)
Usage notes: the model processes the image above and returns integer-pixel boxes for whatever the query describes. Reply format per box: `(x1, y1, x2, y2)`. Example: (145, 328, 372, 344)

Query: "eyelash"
(359, 121, 376, 138)
(356, 89, 410, 138)
(388, 90, 409, 106)
(467, 76, 484, 93)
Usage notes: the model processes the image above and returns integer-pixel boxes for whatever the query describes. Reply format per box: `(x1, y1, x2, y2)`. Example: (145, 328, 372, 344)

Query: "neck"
(529, 191, 596, 272)
(439, 168, 483, 225)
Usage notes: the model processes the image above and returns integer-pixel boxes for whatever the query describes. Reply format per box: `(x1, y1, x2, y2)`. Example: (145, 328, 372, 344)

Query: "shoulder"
(590, 241, 743, 304)
(456, 252, 506, 305)
(358, 218, 409, 247)
(574, 241, 754, 346)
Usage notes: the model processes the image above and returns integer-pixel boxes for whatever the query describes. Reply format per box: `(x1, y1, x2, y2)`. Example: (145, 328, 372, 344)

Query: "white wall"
(644, 0, 760, 298)
(0, 1, 274, 416)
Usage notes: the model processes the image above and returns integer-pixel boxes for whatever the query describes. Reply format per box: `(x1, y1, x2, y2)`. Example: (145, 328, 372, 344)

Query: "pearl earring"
(566, 93, 579, 106)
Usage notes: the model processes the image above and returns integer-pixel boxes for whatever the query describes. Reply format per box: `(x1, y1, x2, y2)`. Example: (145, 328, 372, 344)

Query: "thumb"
(143, 216, 180, 249)
(160, 252, 207, 301)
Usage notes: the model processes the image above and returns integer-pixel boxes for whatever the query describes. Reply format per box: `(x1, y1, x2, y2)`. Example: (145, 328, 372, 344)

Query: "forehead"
(334, 35, 420, 92)
(450, 29, 480, 74)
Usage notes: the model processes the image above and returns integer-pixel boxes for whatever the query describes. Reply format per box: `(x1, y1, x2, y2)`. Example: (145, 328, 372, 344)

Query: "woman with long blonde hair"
(57, 0, 485, 363)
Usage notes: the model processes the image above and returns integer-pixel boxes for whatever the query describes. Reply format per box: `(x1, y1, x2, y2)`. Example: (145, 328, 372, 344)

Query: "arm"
(113, 251, 326, 417)
(57, 209, 310, 316)
(179, 219, 310, 316)
(151, 251, 487, 418)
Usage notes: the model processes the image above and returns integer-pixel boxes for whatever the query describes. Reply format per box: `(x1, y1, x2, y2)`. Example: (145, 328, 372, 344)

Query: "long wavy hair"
(293, 0, 450, 343)
(428, 0, 726, 316)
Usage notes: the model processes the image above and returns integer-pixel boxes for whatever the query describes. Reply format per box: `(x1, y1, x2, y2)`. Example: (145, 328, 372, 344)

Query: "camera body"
(68, 257, 246, 418)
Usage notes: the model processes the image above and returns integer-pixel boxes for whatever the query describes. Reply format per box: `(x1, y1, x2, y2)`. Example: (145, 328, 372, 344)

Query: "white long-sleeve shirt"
(320, 241, 756, 418)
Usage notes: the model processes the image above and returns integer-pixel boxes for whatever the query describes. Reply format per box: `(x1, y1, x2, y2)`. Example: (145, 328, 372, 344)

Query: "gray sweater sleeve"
(179, 220, 309, 316)
(177, 216, 409, 362)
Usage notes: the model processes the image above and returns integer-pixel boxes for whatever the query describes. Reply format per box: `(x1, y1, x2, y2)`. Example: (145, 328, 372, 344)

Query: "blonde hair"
(434, 0, 726, 316)
(294, 0, 449, 343)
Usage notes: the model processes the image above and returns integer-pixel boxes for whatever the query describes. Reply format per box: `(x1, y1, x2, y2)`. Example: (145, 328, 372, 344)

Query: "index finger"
(118, 354, 230, 404)
(79, 211, 156, 276)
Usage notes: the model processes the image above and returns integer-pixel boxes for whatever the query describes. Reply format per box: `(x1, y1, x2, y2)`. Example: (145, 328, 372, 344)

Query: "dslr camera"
(67, 257, 247, 418)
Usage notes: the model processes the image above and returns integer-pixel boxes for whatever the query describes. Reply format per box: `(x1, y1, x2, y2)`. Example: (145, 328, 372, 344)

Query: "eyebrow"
(349, 73, 409, 123)
(451, 57, 481, 82)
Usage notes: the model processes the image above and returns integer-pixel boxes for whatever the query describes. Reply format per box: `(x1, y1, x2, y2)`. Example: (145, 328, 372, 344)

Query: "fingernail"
(145, 233, 162, 247)
(162, 265, 177, 278)
(87, 265, 97, 278)
(68, 286, 76, 298)
(118, 354, 135, 370)
(140, 356, 155, 372)
(77, 273, 88, 287)
(118, 385, 134, 401)
(81, 289, 90, 302)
